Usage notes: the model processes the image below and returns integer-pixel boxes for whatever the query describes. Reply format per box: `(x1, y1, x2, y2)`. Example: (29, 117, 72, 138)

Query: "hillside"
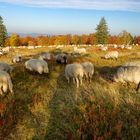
(0, 45, 140, 140)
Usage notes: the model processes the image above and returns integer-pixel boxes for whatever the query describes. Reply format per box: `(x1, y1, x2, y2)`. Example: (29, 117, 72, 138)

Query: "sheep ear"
(136, 82, 140, 91)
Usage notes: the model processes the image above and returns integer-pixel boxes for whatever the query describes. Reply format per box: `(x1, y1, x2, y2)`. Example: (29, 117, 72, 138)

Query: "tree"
(81, 34, 90, 45)
(9, 33, 20, 46)
(118, 30, 133, 45)
(0, 16, 7, 47)
(108, 35, 118, 44)
(95, 17, 109, 44)
(134, 36, 140, 45)
(72, 35, 81, 45)
(89, 34, 95, 45)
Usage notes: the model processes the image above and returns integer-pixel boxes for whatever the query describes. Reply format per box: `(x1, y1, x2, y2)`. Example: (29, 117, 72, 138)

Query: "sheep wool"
(0, 70, 13, 95)
(25, 59, 49, 74)
(65, 63, 84, 88)
(105, 51, 119, 59)
(113, 66, 140, 91)
(81, 62, 94, 82)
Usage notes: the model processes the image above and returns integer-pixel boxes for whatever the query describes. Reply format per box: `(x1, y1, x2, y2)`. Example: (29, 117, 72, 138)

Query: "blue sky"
(0, 0, 140, 35)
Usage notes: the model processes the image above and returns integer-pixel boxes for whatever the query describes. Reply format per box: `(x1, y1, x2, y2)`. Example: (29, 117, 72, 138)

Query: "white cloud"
(0, 0, 140, 12)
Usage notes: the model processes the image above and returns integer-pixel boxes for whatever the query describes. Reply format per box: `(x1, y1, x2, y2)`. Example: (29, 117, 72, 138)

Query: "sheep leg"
(85, 74, 88, 81)
(75, 77, 79, 88)
(8, 77, 14, 94)
(73, 78, 75, 84)
(0, 84, 3, 95)
(136, 82, 140, 91)
(79, 77, 83, 86)
(66, 76, 70, 83)
(89, 76, 92, 83)
(2, 83, 8, 93)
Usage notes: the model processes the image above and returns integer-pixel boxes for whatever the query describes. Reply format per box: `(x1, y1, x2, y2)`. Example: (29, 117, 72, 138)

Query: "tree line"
(0, 16, 140, 47)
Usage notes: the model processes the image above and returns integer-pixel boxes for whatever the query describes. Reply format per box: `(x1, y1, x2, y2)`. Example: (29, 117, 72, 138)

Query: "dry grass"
(0, 46, 140, 140)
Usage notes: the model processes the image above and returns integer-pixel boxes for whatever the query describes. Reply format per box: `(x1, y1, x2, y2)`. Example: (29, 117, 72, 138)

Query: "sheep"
(100, 45, 108, 51)
(113, 44, 118, 48)
(27, 46, 35, 49)
(55, 53, 68, 64)
(39, 52, 52, 61)
(0, 62, 13, 73)
(65, 63, 84, 88)
(2, 47, 10, 53)
(81, 62, 94, 82)
(113, 66, 140, 91)
(118, 45, 125, 49)
(123, 61, 140, 67)
(25, 59, 49, 74)
(104, 51, 119, 60)
(73, 47, 86, 54)
(12, 54, 22, 63)
(0, 50, 3, 55)
(0, 70, 13, 95)
(125, 45, 132, 50)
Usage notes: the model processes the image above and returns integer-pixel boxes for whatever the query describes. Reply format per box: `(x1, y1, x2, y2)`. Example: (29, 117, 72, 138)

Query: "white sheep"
(0, 70, 13, 95)
(119, 45, 125, 49)
(113, 44, 118, 48)
(100, 45, 108, 51)
(0, 50, 3, 55)
(12, 54, 22, 63)
(104, 51, 119, 59)
(27, 46, 35, 49)
(123, 61, 140, 67)
(25, 59, 49, 74)
(2, 47, 10, 53)
(39, 52, 52, 61)
(125, 45, 132, 50)
(81, 62, 94, 82)
(0, 62, 13, 73)
(113, 66, 140, 91)
(73, 47, 86, 54)
(65, 63, 84, 88)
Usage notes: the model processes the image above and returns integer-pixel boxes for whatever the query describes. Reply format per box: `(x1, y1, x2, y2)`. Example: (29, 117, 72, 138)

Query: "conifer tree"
(95, 17, 109, 44)
(0, 16, 7, 47)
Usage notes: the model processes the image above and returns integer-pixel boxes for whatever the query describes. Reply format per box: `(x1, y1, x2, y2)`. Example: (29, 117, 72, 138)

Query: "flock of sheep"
(0, 45, 140, 96)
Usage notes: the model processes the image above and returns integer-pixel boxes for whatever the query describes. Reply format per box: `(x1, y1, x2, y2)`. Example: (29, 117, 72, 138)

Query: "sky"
(0, 0, 140, 36)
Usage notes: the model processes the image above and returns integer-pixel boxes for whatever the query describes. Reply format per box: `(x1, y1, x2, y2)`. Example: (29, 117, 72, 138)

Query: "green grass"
(0, 46, 140, 140)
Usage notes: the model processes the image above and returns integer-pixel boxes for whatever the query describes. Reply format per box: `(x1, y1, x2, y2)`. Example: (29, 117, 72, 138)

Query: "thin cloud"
(0, 0, 140, 12)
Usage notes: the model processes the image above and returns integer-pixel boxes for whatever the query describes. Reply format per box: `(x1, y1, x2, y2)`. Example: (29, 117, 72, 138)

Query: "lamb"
(55, 53, 68, 64)
(12, 54, 22, 63)
(65, 63, 84, 88)
(73, 47, 86, 54)
(25, 59, 49, 74)
(0, 62, 13, 73)
(123, 61, 140, 67)
(113, 66, 140, 91)
(104, 51, 119, 59)
(81, 62, 94, 82)
(0, 70, 13, 95)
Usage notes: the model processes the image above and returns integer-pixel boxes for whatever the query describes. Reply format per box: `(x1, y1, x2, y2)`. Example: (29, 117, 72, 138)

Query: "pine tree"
(0, 16, 7, 47)
(95, 17, 109, 44)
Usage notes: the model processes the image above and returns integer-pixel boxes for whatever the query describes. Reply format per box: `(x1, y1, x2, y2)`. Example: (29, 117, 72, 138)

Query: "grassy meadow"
(0, 46, 140, 140)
